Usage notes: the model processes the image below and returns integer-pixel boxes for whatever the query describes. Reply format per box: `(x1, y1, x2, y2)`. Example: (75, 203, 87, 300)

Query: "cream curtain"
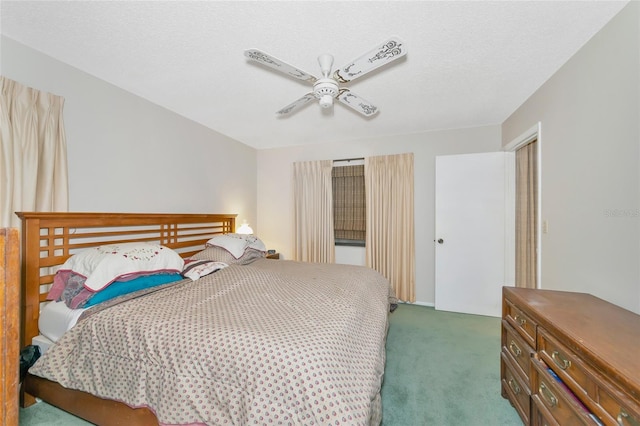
(1, 77, 69, 228)
(365, 153, 415, 302)
(515, 140, 538, 288)
(293, 160, 335, 263)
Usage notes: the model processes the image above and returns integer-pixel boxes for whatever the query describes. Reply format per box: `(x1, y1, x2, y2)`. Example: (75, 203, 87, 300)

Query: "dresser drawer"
(597, 387, 640, 426)
(501, 351, 531, 424)
(531, 357, 599, 425)
(503, 320, 535, 385)
(531, 396, 561, 426)
(505, 298, 537, 348)
(538, 328, 594, 399)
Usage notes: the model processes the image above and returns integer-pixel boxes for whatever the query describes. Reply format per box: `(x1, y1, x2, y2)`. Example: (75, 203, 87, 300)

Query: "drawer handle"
(509, 340, 522, 357)
(514, 314, 527, 326)
(508, 378, 521, 395)
(618, 408, 640, 426)
(551, 350, 571, 370)
(539, 382, 558, 408)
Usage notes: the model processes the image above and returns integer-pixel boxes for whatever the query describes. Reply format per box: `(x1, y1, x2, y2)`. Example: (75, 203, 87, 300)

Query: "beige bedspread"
(30, 259, 394, 425)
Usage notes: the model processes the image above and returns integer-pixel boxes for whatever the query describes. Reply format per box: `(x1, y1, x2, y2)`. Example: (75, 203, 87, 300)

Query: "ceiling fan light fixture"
(313, 78, 338, 108)
(319, 94, 333, 109)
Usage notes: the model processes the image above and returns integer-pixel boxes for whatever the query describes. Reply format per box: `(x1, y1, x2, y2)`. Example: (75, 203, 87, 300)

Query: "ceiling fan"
(244, 37, 407, 117)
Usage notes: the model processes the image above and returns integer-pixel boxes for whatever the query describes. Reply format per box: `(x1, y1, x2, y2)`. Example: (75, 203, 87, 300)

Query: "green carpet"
(20, 304, 521, 425)
(381, 304, 521, 425)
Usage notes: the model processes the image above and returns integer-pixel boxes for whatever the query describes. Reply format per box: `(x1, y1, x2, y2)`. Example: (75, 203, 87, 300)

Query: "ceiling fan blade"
(245, 49, 318, 83)
(276, 93, 316, 116)
(333, 37, 407, 83)
(337, 89, 378, 117)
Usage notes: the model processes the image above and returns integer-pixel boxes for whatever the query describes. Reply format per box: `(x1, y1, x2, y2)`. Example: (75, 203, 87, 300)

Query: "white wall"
(1, 37, 257, 223)
(502, 3, 640, 312)
(335, 245, 366, 266)
(257, 126, 502, 305)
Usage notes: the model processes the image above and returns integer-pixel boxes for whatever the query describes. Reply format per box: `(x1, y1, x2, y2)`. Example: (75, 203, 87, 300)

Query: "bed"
(18, 212, 394, 426)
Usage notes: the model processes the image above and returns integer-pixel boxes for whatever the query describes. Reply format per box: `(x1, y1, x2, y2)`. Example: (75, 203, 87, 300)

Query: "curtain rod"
(333, 157, 364, 163)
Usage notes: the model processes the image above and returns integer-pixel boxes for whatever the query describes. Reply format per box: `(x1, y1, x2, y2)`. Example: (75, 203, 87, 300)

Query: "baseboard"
(399, 300, 435, 307)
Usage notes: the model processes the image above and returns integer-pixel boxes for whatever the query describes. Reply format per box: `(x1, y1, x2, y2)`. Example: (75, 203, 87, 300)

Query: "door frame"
(503, 122, 542, 289)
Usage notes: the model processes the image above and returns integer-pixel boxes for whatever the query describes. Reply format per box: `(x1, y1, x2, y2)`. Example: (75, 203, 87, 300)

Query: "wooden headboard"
(16, 212, 236, 348)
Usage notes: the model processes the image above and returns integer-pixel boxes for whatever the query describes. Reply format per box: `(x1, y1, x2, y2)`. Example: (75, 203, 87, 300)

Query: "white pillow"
(206, 233, 266, 258)
(59, 242, 185, 291)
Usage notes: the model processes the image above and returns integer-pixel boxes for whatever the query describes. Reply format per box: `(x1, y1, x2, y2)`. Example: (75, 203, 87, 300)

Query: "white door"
(435, 152, 514, 317)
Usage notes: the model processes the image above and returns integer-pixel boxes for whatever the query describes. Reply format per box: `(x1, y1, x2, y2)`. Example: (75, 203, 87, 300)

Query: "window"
(332, 164, 366, 246)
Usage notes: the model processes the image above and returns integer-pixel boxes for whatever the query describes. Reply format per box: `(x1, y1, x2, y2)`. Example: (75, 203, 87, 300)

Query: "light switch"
(542, 220, 549, 234)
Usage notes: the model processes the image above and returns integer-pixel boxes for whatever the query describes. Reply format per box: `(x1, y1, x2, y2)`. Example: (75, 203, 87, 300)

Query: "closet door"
(1, 228, 20, 426)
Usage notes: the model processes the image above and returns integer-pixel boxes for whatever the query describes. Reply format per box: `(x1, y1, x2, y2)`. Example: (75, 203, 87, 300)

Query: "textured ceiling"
(1, 1, 629, 149)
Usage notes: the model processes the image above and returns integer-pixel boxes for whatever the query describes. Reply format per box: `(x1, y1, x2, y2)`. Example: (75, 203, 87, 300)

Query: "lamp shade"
(236, 221, 253, 235)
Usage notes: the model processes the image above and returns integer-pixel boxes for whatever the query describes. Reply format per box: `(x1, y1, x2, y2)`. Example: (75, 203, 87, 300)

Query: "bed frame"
(17, 212, 236, 425)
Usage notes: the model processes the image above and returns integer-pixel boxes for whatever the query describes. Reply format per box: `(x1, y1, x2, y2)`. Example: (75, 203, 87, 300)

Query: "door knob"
(437, 238, 444, 244)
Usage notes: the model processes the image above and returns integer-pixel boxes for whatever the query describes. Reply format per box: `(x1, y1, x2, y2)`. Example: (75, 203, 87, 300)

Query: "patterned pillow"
(190, 246, 265, 265)
(181, 259, 228, 281)
(57, 242, 184, 291)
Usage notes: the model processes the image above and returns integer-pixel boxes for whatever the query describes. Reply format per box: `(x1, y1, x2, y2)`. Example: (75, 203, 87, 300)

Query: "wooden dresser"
(501, 286, 640, 426)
